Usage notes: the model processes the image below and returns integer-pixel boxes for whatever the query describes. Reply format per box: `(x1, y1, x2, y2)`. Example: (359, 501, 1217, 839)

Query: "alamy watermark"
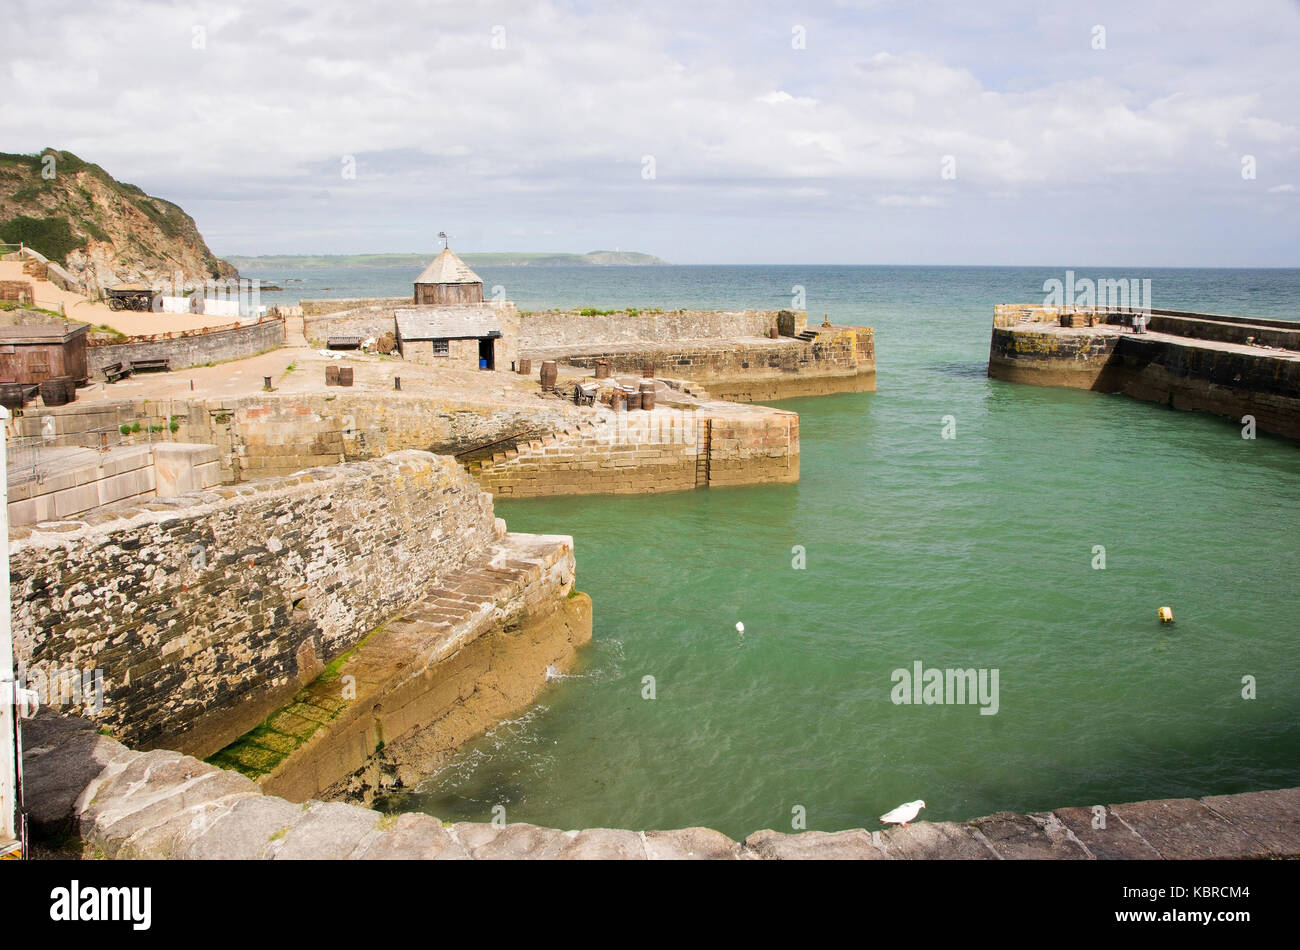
(891, 660, 999, 715)
(1043, 270, 1151, 313)
(12, 661, 105, 715)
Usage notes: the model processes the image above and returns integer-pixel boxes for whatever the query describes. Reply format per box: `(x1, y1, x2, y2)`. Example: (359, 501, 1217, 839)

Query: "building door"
(478, 337, 494, 370)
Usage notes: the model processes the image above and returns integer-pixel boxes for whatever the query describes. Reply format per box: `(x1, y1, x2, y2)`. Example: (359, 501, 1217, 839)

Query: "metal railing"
(5, 424, 138, 486)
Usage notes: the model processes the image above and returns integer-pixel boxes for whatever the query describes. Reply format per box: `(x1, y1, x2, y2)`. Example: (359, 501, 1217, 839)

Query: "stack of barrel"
(39, 376, 76, 407)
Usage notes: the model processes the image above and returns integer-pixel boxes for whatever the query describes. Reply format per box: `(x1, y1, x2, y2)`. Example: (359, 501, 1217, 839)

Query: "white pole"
(0, 405, 18, 853)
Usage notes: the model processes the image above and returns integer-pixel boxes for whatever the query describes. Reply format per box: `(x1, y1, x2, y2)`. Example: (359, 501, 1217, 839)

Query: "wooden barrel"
(625, 390, 642, 411)
(518, 358, 532, 376)
(0, 383, 25, 411)
(639, 382, 656, 411)
(540, 361, 558, 389)
(642, 362, 654, 379)
(326, 364, 340, 385)
(339, 367, 354, 387)
(594, 360, 611, 379)
(39, 376, 74, 406)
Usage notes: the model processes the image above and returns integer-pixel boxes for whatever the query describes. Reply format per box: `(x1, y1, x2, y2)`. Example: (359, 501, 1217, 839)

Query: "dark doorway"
(478, 337, 494, 370)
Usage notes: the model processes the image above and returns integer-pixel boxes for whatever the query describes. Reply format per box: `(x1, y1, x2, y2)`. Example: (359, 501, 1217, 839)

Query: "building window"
(432, 339, 449, 356)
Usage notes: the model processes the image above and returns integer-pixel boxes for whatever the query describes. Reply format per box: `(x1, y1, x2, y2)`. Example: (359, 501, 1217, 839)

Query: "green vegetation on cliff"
(0, 148, 236, 289)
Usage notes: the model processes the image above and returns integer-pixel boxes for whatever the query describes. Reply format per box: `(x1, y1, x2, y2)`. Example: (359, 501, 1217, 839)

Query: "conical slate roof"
(415, 247, 482, 285)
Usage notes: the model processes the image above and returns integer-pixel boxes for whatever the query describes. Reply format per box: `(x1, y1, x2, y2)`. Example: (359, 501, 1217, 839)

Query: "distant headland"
(224, 250, 669, 269)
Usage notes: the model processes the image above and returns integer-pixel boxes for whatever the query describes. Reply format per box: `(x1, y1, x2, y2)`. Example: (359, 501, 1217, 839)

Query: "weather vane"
(438, 231, 448, 250)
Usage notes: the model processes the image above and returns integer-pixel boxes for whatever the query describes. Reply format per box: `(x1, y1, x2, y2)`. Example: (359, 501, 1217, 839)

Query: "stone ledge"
(22, 712, 1300, 860)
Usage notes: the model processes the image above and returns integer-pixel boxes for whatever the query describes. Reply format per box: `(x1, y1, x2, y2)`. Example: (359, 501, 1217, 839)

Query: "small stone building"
(396, 307, 505, 369)
(413, 248, 484, 306)
(0, 322, 89, 385)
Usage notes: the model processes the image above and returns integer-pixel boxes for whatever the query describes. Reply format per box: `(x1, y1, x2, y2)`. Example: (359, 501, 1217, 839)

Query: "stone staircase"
(474, 420, 601, 473)
(795, 328, 819, 343)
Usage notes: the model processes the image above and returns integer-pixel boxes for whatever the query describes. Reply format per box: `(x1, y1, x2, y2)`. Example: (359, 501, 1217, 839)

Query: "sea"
(240, 263, 1300, 838)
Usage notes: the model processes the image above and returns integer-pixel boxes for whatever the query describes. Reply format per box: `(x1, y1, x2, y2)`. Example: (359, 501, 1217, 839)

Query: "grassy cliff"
(0, 148, 236, 291)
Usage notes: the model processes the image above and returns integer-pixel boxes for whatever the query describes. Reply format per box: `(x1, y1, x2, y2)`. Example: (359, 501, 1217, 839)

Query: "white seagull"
(879, 800, 926, 827)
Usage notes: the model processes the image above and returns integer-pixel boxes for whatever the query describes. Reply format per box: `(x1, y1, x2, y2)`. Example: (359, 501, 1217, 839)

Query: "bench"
(102, 361, 132, 383)
(130, 358, 170, 373)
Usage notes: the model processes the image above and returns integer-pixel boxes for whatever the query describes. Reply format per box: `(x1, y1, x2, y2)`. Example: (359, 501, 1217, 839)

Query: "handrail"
(453, 427, 550, 459)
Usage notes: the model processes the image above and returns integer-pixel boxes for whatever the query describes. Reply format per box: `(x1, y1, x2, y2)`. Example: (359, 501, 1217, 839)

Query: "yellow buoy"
(1158, 606, 1174, 623)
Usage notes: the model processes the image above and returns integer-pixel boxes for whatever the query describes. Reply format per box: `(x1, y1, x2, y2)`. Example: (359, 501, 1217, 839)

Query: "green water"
(383, 266, 1300, 839)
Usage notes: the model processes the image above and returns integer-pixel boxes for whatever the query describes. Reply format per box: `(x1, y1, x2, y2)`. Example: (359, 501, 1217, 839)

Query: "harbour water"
(245, 263, 1300, 838)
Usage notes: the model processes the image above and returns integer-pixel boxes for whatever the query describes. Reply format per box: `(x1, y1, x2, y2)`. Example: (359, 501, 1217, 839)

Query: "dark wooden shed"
(0, 323, 89, 385)
(413, 248, 484, 305)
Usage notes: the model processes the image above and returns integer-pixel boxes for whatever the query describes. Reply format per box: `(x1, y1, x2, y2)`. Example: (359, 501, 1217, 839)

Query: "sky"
(5, 0, 1299, 265)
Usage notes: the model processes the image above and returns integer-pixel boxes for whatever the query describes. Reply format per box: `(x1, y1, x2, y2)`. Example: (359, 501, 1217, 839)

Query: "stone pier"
(988, 305, 1300, 440)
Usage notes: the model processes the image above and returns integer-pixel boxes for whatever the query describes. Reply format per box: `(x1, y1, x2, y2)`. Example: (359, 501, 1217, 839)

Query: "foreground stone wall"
(9, 451, 498, 757)
(86, 317, 285, 375)
(22, 713, 1300, 859)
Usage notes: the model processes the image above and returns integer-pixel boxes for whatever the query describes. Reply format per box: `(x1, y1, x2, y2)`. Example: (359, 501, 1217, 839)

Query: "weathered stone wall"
(22, 713, 1300, 859)
(300, 297, 408, 316)
(525, 327, 875, 402)
(7, 442, 222, 526)
(989, 323, 1300, 439)
(472, 403, 799, 496)
(8, 451, 499, 757)
(517, 308, 802, 348)
(86, 317, 285, 375)
(20, 393, 588, 483)
(304, 305, 403, 344)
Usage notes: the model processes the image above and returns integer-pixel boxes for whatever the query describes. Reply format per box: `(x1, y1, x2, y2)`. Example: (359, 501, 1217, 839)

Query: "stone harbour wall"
(988, 320, 1300, 439)
(472, 402, 799, 497)
(532, 328, 876, 403)
(86, 317, 285, 376)
(22, 713, 1300, 860)
(517, 308, 802, 349)
(8, 451, 499, 758)
(22, 393, 589, 483)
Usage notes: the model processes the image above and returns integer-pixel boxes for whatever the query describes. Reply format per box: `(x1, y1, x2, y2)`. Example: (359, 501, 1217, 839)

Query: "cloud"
(4, 0, 1298, 263)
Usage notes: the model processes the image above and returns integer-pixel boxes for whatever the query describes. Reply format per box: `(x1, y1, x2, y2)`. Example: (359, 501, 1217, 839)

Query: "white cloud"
(3, 0, 1297, 263)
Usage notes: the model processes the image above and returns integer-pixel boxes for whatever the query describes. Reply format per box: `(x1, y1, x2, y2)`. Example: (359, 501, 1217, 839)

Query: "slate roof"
(395, 306, 503, 340)
(414, 248, 483, 285)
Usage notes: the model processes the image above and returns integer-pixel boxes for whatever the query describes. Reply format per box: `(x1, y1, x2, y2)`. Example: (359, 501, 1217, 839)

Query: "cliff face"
(0, 148, 237, 293)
